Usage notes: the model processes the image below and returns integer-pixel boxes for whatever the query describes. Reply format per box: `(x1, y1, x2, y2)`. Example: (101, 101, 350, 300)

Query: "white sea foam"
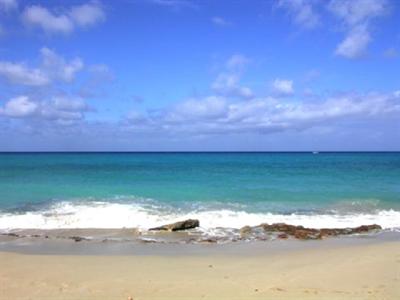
(0, 201, 399, 232)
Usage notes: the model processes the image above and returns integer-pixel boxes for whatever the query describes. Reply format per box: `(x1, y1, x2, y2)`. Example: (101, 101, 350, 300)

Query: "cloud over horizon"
(123, 91, 400, 137)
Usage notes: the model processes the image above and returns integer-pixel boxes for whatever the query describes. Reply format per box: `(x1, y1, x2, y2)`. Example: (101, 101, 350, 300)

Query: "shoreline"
(0, 227, 399, 255)
(1, 240, 399, 299)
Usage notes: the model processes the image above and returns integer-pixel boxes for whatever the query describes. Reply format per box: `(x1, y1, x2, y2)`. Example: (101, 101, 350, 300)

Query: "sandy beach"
(1, 240, 399, 300)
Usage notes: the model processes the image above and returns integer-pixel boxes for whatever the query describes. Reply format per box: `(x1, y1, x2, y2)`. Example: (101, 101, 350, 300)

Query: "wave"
(0, 200, 400, 233)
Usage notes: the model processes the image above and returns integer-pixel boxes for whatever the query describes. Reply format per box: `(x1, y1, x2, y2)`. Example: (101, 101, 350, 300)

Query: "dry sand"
(1, 241, 399, 300)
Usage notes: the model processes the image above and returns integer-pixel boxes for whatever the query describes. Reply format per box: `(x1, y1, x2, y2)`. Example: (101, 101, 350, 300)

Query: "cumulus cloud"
(277, 0, 320, 29)
(123, 92, 400, 136)
(168, 96, 228, 122)
(0, 95, 90, 124)
(0, 96, 38, 117)
(335, 25, 371, 58)
(22, 5, 74, 34)
(0, 61, 49, 86)
(21, 1, 105, 34)
(0, 48, 84, 86)
(328, 0, 387, 26)
(212, 54, 253, 99)
(212, 73, 253, 99)
(2, 91, 400, 147)
(40, 97, 89, 124)
(272, 79, 294, 96)
(40, 47, 84, 82)
(328, 0, 388, 59)
(69, 1, 105, 27)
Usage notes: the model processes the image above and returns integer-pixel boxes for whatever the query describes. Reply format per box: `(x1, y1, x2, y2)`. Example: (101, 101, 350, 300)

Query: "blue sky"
(0, 0, 399, 151)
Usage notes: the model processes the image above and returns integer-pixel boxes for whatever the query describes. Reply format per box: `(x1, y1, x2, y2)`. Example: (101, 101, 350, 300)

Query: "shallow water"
(0, 152, 399, 235)
(1, 229, 399, 256)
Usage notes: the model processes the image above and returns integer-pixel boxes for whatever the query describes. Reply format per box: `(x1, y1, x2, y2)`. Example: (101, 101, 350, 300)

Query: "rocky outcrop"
(149, 219, 200, 231)
(239, 225, 252, 237)
(256, 223, 382, 240)
(69, 236, 89, 242)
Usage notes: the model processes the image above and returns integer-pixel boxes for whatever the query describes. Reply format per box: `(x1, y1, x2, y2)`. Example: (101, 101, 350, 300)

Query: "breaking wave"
(0, 198, 399, 233)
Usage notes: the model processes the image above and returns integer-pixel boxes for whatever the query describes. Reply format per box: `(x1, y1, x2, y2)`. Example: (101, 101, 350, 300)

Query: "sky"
(0, 0, 399, 151)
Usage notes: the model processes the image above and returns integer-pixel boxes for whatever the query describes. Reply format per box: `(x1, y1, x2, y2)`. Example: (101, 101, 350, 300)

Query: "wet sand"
(1, 240, 399, 299)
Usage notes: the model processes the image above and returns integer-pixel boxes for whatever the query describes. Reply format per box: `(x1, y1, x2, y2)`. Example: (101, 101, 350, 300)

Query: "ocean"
(0, 152, 399, 235)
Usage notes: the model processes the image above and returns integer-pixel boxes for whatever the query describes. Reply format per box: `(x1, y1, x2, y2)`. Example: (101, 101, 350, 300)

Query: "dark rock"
(239, 225, 252, 237)
(140, 238, 158, 244)
(3, 233, 20, 238)
(257, 222, 381, 240)
(352, 224, 382, 233)
(149, 219, 200, 231)
(277, 233, 289, 239)
(69, 236, 88, 242)
(199, 237, 218, 243)
(293, 229, 319, 240)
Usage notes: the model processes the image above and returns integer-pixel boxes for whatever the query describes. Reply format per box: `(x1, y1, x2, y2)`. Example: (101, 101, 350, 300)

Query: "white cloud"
(169, 96, 228, 122)
(69, 1, 105, 27)
(212, 73, 253, 99)
(335, 25, 371, 58)
(22, 5, 74, 34)
(278, 0, 320, 29)
(0, 62, 49, 86)
(328, 0, 387, 26)
(40, 97, 88, 123)
(0, 48, 84, 86)
(0, 96, 38, 117)
(211, 17, 232, 27)
(52, 97, 88, 112)
(0, 95, 90, 124)
(40, 47, 84, 82)
(328, 0, 388, 59)
(22, 1, 105, 35)
(272, 79, 294, 96)
(123, 92, 400, 136)
(212, 54, 253, 99)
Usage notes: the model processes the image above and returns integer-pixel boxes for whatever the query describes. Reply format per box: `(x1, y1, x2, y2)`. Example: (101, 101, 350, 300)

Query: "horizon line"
(1, 151, 399, 154)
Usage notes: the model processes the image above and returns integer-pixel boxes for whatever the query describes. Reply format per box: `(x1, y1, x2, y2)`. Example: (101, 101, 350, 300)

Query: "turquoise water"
(0, 152, 399, 230)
